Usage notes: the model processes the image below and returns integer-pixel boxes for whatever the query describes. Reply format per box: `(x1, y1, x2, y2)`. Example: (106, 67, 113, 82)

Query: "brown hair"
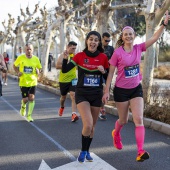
(115, 33, 123, 49)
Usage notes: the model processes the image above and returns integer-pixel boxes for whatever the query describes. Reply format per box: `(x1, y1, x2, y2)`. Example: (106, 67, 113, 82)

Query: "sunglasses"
(105, 40, 110, 42)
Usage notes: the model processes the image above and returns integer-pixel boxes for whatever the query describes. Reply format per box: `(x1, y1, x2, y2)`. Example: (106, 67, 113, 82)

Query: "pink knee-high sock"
(114, 120, 123, 135)
(135, 126, 145, 153)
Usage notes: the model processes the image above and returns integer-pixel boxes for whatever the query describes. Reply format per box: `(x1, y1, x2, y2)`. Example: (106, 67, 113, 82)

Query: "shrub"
(154, 65, 170, 79)
(144, 85, 170, 124)
(159, 46, 170, 62)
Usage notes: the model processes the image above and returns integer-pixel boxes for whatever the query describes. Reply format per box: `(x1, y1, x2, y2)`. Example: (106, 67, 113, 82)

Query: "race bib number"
(72, 78, 78, 86)
(84, 74, 100, 86)
(24, 66, 33, 74)
(124, 64, 139, 78)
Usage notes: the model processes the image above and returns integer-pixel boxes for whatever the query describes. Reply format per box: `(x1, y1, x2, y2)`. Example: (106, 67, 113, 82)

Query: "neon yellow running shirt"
(59, 54, 76, 83)
(14, 54, 42, 87)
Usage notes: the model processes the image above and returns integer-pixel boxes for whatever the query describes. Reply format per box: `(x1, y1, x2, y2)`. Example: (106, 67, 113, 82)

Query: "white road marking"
(38, 160, 51, 170)
(39, 153, 117, 170)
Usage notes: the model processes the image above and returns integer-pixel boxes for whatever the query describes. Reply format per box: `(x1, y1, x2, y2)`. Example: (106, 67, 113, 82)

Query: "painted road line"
(38, 153, 117, 170)
(1, 96, 76, 162)
(38, 160, 51, 170)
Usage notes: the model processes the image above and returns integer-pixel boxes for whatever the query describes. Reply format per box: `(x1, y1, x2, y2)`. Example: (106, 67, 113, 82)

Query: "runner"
(13, 43, 42, 122)
(56, 41, 79, 122)
(102, 11, 170, 162)
(62, 31, 109, 162)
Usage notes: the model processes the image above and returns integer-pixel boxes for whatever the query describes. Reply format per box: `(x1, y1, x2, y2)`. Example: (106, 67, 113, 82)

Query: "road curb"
(104, 105, 170, 136)
(8, 74, 170, 136)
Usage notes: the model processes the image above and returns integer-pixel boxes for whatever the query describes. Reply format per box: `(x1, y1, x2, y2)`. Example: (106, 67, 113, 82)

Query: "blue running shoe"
(86, 152, 93, 162)
(78, 151, 87, 163)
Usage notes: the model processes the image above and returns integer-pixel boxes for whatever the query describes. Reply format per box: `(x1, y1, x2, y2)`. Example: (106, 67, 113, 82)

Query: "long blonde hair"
(115, 33, 123, 49)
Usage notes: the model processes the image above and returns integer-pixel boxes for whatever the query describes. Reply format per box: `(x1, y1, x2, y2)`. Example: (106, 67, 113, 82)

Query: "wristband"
(161, 20, 167, 27)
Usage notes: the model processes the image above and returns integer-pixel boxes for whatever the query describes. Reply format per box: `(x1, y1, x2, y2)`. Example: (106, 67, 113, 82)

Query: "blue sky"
(0, 0, 58, 31)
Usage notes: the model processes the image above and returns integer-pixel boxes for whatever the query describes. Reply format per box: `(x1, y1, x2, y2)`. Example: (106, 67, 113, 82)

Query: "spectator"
(48, 53, 53, 72)
(15, 47, 23, 60)
(99, 32, 114, 120)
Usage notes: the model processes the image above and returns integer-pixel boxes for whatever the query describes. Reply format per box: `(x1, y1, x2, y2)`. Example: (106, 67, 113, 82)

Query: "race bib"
(24, 66, 33, 74)
(124, 64, 139, 78)
(72, 78, 78, 86)
(84, 74, 100, 86)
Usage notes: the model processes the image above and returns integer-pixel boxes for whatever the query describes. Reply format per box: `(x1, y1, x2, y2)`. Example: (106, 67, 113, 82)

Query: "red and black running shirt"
(62, 51, 109, 93)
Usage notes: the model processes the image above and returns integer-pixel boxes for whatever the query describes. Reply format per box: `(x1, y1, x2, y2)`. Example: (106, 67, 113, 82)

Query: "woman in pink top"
(102, 11, 170, 162)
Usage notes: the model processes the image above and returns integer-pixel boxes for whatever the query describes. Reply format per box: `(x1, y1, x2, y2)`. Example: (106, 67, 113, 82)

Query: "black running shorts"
(59, 82, 76, 96)
(75, 91, 103, 107)
(113, 83, 143, 102)
(20, 86, 36, 98)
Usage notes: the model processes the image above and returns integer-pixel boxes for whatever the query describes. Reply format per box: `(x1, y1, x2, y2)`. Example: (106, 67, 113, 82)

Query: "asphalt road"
(0, 78, 170, 170)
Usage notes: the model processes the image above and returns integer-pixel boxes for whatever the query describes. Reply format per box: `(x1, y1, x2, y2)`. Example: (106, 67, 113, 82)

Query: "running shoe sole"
(136, 152, 150, 162)
(86, 153, 93, 162)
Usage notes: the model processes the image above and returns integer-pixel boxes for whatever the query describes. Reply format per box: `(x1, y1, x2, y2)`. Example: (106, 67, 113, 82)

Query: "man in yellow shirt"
(56, 41, 79, 122)
(13, 43, 42, 122)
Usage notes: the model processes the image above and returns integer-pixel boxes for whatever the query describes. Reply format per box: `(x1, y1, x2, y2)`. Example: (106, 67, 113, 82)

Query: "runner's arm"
(62, 59, 75, 73)
(56, 53, 64, 69)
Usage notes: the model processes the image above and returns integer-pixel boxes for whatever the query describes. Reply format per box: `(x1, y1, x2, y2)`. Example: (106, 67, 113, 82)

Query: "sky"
(0, 0, 58, 31)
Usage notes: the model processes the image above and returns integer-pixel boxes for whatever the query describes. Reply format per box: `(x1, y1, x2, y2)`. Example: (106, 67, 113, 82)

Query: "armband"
(161, 20, 167, 27)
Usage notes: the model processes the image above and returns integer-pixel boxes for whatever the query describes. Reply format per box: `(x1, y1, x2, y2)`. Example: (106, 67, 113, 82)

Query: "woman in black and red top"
(62, 31, 109, 163)
(2, 52, 9, 86)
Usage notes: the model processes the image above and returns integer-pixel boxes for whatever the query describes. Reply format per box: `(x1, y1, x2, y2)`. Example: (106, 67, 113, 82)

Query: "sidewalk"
(46, 67, 58, 81)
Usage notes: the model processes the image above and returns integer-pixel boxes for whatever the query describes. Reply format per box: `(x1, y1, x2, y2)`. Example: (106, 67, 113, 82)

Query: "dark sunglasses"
(105, 40, 110, 42)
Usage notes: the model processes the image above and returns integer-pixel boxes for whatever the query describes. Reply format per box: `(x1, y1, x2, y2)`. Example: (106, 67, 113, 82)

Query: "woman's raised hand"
(63, 50, 69, 59)
(163, 10, 170, 26)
